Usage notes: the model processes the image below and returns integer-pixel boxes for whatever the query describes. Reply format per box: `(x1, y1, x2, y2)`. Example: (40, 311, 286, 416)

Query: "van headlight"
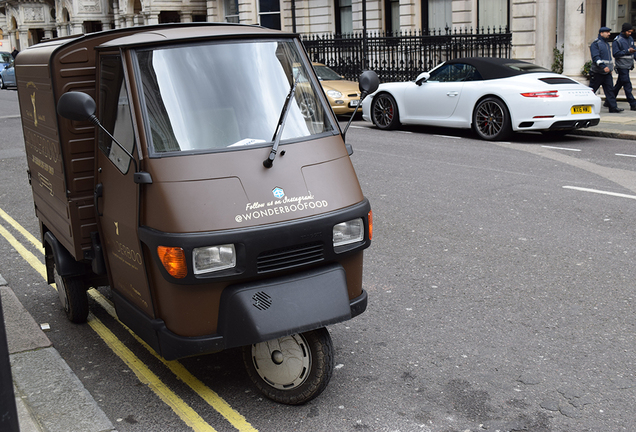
(333, 218, 364, 247)
(193, 244, 236, 274)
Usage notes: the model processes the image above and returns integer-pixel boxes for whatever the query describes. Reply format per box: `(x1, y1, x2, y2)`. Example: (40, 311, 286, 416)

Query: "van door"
(95, 54, 154, 317)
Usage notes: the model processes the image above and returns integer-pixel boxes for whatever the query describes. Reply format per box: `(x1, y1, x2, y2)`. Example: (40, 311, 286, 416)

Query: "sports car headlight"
(327, 90, 343, 98)
(193, 244, 236, 274)
(333, 218, 364, 247)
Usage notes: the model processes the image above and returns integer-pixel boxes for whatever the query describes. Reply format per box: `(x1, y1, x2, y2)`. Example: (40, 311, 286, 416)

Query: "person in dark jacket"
(612, 22, 636, 110)
(590, 26, 622, 112)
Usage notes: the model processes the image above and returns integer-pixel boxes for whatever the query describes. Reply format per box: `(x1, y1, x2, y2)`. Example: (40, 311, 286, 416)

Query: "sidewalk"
(571, 97, 636, 140)
(0, 274, 115, 432)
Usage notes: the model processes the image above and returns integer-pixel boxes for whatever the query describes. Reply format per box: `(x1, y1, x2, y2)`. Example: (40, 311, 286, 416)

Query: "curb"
(571, 126, 636, 140)
(0, 275, 115, 432)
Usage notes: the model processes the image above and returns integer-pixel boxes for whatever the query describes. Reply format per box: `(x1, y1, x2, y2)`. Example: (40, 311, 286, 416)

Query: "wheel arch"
(470, 94, 512, 129)
(44, 231, 85, 282)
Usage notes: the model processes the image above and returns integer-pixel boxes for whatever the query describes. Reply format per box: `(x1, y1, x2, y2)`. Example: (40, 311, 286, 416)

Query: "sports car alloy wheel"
(372, 93, 400, 130)
(473, 97, 511, 140)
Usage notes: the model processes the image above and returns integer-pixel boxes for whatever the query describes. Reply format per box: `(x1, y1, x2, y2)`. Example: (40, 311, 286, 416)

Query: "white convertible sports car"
(361, 57, 601, 140)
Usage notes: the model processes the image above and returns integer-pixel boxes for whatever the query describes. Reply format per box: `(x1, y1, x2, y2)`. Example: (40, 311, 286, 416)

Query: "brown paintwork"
(17, 23, 369, 345)
(141, 135, 363, 233)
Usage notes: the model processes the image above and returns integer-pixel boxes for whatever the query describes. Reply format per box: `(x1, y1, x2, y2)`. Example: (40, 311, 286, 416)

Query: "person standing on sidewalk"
(612, 22, 636, 110)
(590, 26, 623, 113)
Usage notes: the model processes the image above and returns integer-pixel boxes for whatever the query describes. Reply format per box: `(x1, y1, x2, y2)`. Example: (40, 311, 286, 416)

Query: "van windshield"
(136, 39, 334, 154)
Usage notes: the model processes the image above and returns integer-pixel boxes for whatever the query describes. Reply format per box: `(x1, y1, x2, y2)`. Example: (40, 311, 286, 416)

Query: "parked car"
(0, 60, 16, 89)
(361, 57, 601, 140)
(0, 51, 11, 68)
(313, 63, 361, 115)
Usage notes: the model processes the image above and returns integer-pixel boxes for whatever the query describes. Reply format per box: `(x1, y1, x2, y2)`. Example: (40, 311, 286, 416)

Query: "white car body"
(361, 58, 601, 140)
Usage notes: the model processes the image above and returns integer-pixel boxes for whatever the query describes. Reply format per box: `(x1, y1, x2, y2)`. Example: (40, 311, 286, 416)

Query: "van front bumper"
(113, 264, 367, 360)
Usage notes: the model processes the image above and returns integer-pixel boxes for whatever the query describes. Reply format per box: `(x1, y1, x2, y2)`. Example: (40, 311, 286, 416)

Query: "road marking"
(563, 186, 636, 200)
(0, 207, 43, 251)
(616, 153, 636, 158)
(0, 208, 258, 432)
(88, 290, 258, 432)
(0, 222, 47, 280)
(433, 134, 462, 139)
(88, 314, 219, 432)
(541, 145, 581, 152)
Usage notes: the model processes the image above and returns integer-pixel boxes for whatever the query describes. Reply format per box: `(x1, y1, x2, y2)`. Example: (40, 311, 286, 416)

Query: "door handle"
(94, 183, 103, 217)
(447, 91, 459, 97)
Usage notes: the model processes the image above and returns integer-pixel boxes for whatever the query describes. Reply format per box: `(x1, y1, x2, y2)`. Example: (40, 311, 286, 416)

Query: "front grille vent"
(257, 242, 324, 273)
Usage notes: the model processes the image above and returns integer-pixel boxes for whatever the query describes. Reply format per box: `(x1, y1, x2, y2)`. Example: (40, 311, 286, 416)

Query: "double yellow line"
(0, 207, 257, 432)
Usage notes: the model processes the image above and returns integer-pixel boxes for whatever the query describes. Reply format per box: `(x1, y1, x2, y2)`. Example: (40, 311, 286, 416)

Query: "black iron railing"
(302, 27, 512, 82)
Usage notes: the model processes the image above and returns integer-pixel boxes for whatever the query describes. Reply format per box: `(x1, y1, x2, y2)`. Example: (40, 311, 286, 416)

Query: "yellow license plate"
(571, 105, 592, 114)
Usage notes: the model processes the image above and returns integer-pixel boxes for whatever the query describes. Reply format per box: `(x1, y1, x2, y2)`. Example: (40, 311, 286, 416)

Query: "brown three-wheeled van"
(15, 23, 378, 404)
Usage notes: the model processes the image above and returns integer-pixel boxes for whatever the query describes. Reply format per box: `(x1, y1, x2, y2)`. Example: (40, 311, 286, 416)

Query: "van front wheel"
(242, 328, 334, 405)
(53, 264, 89, 324)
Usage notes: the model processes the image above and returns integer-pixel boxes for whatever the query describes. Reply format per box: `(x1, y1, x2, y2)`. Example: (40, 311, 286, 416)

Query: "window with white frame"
(336, 0, 353, 34)
(478, 0, 508, 31)
(386, 0, 401, 33)
(426, 0, 452, 32)
(259, 0, 281, 29)
(225, 0, 239, 23)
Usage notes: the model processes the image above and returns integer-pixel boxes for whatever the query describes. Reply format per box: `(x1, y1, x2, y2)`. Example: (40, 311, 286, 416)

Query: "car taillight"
(520, 90, 559, 97)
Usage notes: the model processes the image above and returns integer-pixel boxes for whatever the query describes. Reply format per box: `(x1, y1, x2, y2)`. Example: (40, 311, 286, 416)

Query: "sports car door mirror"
(415, 72, 430, 86)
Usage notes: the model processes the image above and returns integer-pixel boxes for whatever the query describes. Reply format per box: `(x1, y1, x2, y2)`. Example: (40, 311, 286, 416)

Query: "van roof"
(97, 23, 295, 50)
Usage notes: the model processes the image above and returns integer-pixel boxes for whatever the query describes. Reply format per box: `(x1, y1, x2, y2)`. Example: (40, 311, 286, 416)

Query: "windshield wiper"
(263, 78, 298, 168)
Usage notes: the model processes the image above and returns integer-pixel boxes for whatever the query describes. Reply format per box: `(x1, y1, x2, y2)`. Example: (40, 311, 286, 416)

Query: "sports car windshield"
(136, 40, 333, 154)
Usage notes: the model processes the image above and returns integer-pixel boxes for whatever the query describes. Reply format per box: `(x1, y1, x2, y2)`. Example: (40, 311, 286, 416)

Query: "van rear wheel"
(242, 328, 334, 405)
(53, 264, 89, 324)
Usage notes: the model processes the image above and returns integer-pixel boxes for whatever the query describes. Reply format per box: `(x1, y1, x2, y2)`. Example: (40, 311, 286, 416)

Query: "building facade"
(0, 0, 628, 79)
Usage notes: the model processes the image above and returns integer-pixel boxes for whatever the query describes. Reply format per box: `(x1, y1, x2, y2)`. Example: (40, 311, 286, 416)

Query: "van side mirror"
(57, 91, 97, 122)
(342, 70, 380, 143)
(358, 70, 379, 97)
(56, 91, 146, 180)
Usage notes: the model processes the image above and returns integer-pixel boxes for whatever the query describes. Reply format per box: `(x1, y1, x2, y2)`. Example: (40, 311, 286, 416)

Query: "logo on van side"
(272, 187, 285, 199)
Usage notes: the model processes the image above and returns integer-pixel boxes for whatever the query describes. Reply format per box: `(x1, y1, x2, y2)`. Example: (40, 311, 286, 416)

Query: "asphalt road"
(2, 88, 636, 431)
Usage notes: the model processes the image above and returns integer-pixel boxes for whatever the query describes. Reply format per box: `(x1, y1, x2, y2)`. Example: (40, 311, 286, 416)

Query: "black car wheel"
(472, 97, 512, 141)
(53, 263, 89, 324)
(242, 328, 334, 405)
(372, 93, 400, 130)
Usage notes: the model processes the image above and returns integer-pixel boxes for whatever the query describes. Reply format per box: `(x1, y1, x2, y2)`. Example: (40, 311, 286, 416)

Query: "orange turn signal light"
(157, 246, 187, 279)
(368, 210, 373, 241)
